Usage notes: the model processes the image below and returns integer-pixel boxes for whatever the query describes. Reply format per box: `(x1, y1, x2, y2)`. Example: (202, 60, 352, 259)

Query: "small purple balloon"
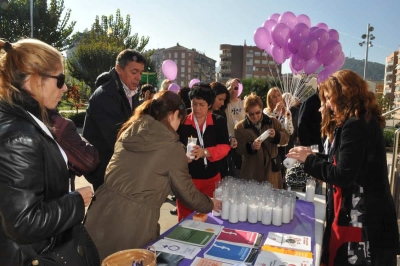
(287, 38, 299, 54)
(254, 27, 272, 50)
(299, 36, 319, 61)
(238, 83, 243, 97)
(290, 23, 310, 49)
(269, 13, 280, 21)
(262, 19, 277, 32)
(162, 60, 177, 81)
(271, 23, 290, 48)
(168, 83, 180, 93)
(318, 68, 334, 84)
(315, 22, 329, 31)
(297, 14, 311, 28)
(309, 26, 319, 34)
(313, 28, 329, 50)
(189, 78, 200, 89)
(278, 11, 297, 29)
(328, 29, 340, 41)
(304, 55, 322, 75)
(319, 40, 342, 66)
(272, 44, 286, 64)
(325, 52, 345, 72)
(290, 53, 305, 72)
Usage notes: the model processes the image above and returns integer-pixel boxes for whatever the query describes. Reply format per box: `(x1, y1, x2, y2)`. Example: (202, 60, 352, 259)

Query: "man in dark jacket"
(83, 49, 146, 190)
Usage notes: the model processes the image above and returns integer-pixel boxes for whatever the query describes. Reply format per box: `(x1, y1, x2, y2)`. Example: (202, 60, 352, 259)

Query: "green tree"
(0, 0, 75, 51)
(67, 9, 150, 92)
(241, 77, 281, 107)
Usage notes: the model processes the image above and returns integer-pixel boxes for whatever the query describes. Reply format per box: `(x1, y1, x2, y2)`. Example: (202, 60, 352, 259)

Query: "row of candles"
(212, 178, 298, 226)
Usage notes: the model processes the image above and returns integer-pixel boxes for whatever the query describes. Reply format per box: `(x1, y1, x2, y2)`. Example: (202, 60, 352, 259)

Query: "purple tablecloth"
(156, 200, 316, 265)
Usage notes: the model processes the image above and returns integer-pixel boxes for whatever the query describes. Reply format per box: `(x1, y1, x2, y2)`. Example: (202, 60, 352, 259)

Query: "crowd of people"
(0, 39, 398, 266)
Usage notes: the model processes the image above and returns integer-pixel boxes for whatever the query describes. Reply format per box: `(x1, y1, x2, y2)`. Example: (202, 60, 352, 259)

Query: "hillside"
(341, 57, 385, 81)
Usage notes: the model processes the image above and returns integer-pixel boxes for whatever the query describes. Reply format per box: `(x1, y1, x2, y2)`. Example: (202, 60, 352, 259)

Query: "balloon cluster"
(253, 11, 345, 83)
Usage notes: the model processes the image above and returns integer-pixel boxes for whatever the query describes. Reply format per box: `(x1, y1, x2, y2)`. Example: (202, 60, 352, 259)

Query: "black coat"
(298, 91, 323, 151)
(304, 117, 399, 266)
(83, 68, 140, 190)
(0, 97, 85, 265)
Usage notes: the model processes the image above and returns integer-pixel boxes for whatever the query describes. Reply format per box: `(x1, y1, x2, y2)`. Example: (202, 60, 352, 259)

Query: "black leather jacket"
(0, 95, 85, 265)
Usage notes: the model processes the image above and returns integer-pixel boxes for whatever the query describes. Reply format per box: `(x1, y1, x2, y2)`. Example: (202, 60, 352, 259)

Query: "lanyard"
(193, 115, 208, 167)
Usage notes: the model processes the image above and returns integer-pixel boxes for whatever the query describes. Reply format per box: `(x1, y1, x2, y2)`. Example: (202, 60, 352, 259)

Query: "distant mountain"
(341, 57, 385, 81)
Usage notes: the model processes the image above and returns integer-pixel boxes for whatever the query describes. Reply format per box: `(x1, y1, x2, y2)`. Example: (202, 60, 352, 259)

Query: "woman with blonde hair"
(0, 39, 98, 265)
(235, 93, 289, 188)
(287, 70, 399, 266)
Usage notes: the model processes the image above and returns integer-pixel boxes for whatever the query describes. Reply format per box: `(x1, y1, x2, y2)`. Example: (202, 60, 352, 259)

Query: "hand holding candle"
(186, 137, 197, 159)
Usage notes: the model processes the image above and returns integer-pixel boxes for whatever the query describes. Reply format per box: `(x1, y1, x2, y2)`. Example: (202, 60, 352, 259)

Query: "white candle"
(186, 143, 196, 159)
(247, 204, 258, 224)
(261, 205, 272, 225)
(305, 185, 315, 202)
(283, 157, 297, 168)
(212, 188, 223, 216)
(290, 199, 296, 220)
(257, 130, 270, 142)
(228, 203, 239, 223)
(238, 202, 247, 222)
(272, 207, 283, 226)
(282, 204, 291, 224)
(221, 200, 230, 220)
(257, 202, 263, 221)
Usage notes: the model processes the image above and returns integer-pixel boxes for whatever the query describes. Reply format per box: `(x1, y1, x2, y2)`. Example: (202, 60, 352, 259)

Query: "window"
(246, 66, 253, 74)
(262, 60, 268, 64)
(254, 59, 260, 64)
(189, 61, 191, 66)
(169, 53, 171, 58)
(181, 59, 185, 65)
(181, 80, 185, 86)
(188, 68, 191, 73)
(188, 74, 191, 80)
(255, 52, 261, 56)
(181, 67, 185, 73)
(181, 73, 185, 78)
(181, 52, 185, 58)
(174, 52, 178, 58)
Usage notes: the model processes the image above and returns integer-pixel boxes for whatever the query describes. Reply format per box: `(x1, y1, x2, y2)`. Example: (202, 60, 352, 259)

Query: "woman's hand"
(211, 198, 222, 212)
(191, 145, 207, 160)
(230, 137, 238, 149)
(268, 129, 275, 138)
(252, 139, 262, 150)
(286, 146, 313, 163)
(275, 101, 286, 113)
(76, 186, 94, 207)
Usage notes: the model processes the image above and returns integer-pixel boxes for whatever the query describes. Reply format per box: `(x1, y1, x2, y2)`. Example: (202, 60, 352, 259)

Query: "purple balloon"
(316, 22, 329, 31)
(278, 11, 297, 29)
(325, 52, 345, 72)
(290, 53, 305, 72)
(238, 83, 243, 97)
(290, 23, 310, 49)
(254, 27, 272, 50)
(168, 83, 180, 93)
(271, 23, 290, 48)
(319, 40, 342, 66)
(297, 14, 311, 27)
(287, 38, 299, 54)
(309, 26, 319, 33)
(189, 78, 200, 89)
(318, 68, 334, 84)
(262, 19, 277, 32)
(312, 28, 329, 50)
(265, 43, 273, 56)
(299, 36, 319, 61)
(304, 55, 322, 74)
(162, 60, 177, 81)
(284, 47, 292, 59)
(272, 44, 286, 64)
(269, 13, 280, 21)
(328, 29, 339, 41)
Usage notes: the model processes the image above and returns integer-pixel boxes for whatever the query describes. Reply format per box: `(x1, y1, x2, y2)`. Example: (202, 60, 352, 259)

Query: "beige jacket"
(84, 115, 213, 261)
(234, 114, 289, 188)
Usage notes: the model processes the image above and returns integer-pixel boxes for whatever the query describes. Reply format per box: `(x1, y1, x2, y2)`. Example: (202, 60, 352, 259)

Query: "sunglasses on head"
(248, 110, 261, 117)
(41, 73, 65, 89)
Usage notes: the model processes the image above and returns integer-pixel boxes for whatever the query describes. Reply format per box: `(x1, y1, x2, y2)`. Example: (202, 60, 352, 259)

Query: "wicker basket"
(102, 246, 156, 266)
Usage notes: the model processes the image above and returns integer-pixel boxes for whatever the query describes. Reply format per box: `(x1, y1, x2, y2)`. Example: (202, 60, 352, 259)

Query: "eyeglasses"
(248, 110, 262, 117)
(41, 73, 65, 89)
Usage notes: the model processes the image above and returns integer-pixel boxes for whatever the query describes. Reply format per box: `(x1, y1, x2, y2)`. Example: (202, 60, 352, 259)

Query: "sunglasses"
(248, 110, 261, 117)
(42, 73, 65, 89)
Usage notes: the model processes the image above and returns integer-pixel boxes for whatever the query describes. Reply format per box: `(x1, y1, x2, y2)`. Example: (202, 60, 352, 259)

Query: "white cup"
(186, 137, 197, 159)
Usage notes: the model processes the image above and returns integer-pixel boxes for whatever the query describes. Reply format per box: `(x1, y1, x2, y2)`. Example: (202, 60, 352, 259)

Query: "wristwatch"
(203, 149, 209, 158)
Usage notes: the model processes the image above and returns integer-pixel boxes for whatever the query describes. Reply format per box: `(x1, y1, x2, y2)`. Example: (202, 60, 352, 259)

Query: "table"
(158, 192, 326, 266)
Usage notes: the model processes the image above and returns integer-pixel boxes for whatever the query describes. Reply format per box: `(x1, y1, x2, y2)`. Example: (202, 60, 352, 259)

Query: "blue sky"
(63, 0, 399, 73)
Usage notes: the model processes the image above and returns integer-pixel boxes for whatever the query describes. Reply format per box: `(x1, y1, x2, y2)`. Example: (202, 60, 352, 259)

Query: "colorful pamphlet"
(190, 257, 233, 266)
(263, 232, 312, 252)
(152, 239, 202, 260)
(164, 226, 215, 247)
(254, 250, 313, 266)
(216, 228, 264, 248)
(204, 241, 259, 265)
(180, 220, 224, 235)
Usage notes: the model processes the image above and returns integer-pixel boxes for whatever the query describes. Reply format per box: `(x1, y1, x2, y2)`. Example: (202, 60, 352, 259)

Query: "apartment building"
(150, 43, 216, 88)
(385, 51, 399, 108)
(219, 44, 281, 84)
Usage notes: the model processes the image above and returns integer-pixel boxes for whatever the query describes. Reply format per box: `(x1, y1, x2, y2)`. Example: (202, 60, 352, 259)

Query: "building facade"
(150, 43, 216, 88)
(219, 44, 281, 84)
(384, 51, 399, 107)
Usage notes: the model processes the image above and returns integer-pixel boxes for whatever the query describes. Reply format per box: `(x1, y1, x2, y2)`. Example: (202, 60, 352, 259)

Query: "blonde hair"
(160, 79, 171, 91)
(0, 39, 64, 124)
(266, 87, 282, 113)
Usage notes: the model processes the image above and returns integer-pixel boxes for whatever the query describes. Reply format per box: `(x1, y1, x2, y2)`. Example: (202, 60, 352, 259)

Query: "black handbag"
(19, 224, 100, 266)
(265, 147, 283, 172)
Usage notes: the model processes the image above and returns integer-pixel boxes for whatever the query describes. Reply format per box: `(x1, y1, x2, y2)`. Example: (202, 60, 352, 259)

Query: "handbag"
(285, 162, 312, 188)
(265, 147, 283, 172)
(19, 224, 100, 266)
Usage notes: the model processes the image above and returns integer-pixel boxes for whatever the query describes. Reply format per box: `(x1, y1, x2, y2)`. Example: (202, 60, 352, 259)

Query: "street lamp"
(30, 0, 33, 37)
(359, 23, 375, 80)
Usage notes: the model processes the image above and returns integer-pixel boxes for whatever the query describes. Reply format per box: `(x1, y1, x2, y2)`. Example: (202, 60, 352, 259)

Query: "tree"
(0, 0, 76, 51)
(241, 77, 281, 107)
(67, 9, 150, 92)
